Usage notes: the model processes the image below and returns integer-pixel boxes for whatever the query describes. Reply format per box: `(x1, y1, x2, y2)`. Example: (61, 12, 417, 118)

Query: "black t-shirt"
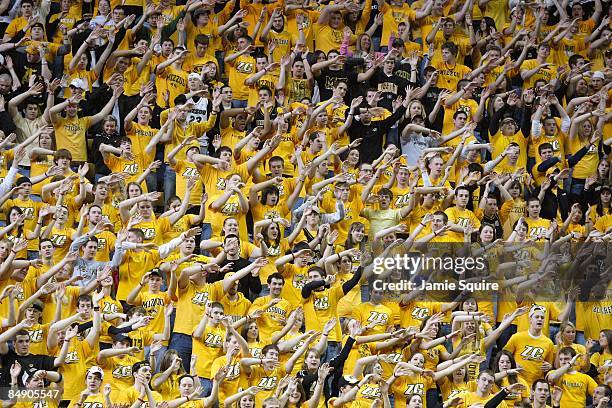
(481, 213, 504, 241)
(315, 68, 358, 102)
(369, 70, 408, 111)
(0, 349, 56, 388)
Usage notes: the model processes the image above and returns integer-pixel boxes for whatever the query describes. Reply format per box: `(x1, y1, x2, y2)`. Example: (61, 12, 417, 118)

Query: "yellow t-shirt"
(156, 65, 188, 108)
(521, 59, 557, 90)
(173, 277, 224, 336)
(53, 116, 91, 162)
(352, 302, 392, 335)
(172, 159, 203, 207)
(432, 59, 472, 91)
(227, 54, 256, 101)
(525, 217, 551, 242)
(555, 371, 597, 407)
(193, 323, 225, 378)
(248, 364, 287, 407)
(127, 122, 157, 170)
(248, 295, 293, 343)
(504, 331, 555, 385)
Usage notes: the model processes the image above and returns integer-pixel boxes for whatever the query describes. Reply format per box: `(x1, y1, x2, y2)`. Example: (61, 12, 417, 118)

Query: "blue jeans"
(549, 324, 561, 343)
(568, 178, 585, 197)
(163, 165, 176, 204)
(322, 341, 341, 363)
(202, 223, 212, 240)
(145, 345, 168, 373)
(260, 284, 270, 296)
(232, 100, 248, 108)
(18, 166, 30, 178)
(169, 333, 192, 372)
(387, 126, 399, 148)
(576, 331, 586, 345)
(372, 37, 381, 52)
(199, 378, 213, 397)
(360, 284, 370, 302)
(146, 171, 157, 193)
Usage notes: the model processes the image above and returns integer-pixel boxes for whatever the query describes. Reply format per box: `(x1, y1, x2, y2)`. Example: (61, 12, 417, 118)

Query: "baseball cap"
(86, 366, 104, 380)
(528, 304, 546, 318)
(592, 71, 605, 80)
(16, 176, 32, 187)
(188, 73, 202, 81)
(69, 78, 86, 89)
(338, 375, 359, 389)
(112, 334, 133, 345)
(149, 268, 162, 278)
(21, 367, 40, 384)
(28, 300, 44, 312)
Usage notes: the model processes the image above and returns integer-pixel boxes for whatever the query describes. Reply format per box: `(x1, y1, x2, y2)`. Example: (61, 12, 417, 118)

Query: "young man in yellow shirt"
(524, 197, 552, 242)
(429, 42, 472, 92)
(301, 265, 362, 361)
(504, 306, 555, 386)
(240, 340, 315, 407)
(156, 47, 189, 109)
(49, 87, 121, 163)
(444, 186, 481, 242)
(546, 347, 597, 408)
(224, 35, 256, 107)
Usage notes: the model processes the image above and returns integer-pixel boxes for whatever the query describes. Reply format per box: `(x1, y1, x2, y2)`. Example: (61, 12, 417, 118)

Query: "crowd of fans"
(0, 0, 610, 407)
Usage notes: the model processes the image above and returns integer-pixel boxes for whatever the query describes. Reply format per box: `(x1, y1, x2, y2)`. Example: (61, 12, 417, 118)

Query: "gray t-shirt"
(400, 132, 438, 166)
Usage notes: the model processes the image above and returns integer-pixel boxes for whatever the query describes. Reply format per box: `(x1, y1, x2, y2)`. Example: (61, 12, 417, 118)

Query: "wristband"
(137, 398, 146, 403)
(93, 307, 100, 311)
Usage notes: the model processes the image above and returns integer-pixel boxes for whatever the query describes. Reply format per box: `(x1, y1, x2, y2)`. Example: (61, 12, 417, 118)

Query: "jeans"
(18, 166, 30, 178)
(232, 100, 248, 108)
(322, 341, 341, 363)
(576, 331, 586, 345)
(199, 378, 213, 397)
(372, 37, 381, 52)
(568, 178, 585, 197)
(146, 171, 158, 193)
(549, 324, 561, 343)
(387, 126, 399, 148)
(260, 284, 270, 296)
(145, 344, 168, 373)
(163, 165, 176, 204)
(169, 333, 192, 372)
(360, 284, 370, 302)
(202, 223, 212, 240)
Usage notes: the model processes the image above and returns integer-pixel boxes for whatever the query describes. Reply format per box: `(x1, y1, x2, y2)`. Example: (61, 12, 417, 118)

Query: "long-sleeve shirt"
(347, 106, 407, 163)
(69, 234, 124, 287)
(0, 167, 19, 197)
